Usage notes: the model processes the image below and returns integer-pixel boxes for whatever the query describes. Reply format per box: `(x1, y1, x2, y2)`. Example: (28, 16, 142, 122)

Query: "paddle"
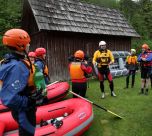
(70, 91, 123, 119)
(47, 81, 59, 88)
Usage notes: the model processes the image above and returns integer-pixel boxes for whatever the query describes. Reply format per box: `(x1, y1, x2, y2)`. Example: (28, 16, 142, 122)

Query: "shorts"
(141, 67, 151, 79)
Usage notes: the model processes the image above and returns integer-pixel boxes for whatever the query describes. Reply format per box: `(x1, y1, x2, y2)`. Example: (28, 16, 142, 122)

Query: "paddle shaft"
(70, 91, 123, 119)
(47, 81, 59, 88)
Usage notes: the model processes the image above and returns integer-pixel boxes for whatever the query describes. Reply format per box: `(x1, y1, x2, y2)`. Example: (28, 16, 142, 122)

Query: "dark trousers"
(98, 67, 114, 92)
(11, 108, 36, 136)
(72, 82, 87, 98)
(126, 70, 136, 88)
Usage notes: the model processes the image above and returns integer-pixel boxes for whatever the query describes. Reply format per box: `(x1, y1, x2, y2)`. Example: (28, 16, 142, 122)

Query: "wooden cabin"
(22, 0, 140, 81)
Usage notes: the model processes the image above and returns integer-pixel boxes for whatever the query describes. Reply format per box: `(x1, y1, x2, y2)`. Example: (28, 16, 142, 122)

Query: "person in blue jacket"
(138, 44, 152, 95)
(35, 47, 50, 85)
(0, 29, 40, 136)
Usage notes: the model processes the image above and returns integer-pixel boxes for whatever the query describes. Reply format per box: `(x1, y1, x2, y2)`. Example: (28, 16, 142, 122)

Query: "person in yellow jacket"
(125, 49, 138, 89)
(93, 41, 116, 99)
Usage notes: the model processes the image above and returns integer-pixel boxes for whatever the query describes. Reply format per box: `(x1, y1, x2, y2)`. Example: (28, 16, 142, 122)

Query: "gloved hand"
(42, 89, 47, 97)
(30, 89, 44, 101)
(96, 58, 101, 63)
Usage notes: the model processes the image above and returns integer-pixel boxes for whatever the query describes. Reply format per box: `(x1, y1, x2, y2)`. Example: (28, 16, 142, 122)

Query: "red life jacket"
(141, 52, 152, 67)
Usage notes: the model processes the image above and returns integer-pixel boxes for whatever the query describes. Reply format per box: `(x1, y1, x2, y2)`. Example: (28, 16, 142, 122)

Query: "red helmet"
(74, 50, 84, 59)
(35, 48, 46, 56)
(142, 44, 149, 50)
(2, 29, 30, 52)
(28, 52, 36, 58)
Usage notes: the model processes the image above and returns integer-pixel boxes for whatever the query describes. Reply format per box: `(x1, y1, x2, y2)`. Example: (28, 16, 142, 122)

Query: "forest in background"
(0, 0, 152, 54)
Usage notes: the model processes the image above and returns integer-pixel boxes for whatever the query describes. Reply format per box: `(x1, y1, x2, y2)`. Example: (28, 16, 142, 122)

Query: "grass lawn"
(67, 73, 152, 136)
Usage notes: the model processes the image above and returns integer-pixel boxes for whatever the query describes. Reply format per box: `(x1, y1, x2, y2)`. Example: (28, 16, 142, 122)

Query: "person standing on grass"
(92, 41, 116, 99)
(138, 44, 152, 95)
(124, 49, 138, 89)
(69, 50, 92, 98)
(147, 48, 152, 89)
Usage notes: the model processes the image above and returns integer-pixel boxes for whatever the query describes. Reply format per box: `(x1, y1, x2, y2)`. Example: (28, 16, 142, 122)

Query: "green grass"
(67, 73, 152, 136)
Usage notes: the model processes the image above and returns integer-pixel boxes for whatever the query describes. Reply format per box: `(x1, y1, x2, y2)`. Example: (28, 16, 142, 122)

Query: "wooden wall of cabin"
(30, 31, 131, 81)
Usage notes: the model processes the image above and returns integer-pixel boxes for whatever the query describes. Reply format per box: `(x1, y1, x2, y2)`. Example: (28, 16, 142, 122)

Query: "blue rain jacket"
(0, 53, 35, 134)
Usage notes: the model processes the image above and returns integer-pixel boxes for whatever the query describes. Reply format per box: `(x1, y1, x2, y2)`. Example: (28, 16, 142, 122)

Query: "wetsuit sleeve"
(145, 53, 152, 61)
(92, 51, 98, 64)
(0, 62, 29, 111)
(81, 63, 92, 74)
(137, 54, 142, 62)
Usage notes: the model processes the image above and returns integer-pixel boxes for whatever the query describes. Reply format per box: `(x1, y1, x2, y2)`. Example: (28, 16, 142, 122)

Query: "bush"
(0, 46, 9, 60)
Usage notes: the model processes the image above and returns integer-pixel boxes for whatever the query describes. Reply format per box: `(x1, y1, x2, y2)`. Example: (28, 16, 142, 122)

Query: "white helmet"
(99, 41, 106, 46)
(131, 49, 136, 54)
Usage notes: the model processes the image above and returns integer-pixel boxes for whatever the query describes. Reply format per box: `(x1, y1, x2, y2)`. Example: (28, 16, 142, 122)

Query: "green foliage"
(81, 0, 118, 9)
(0, 0, 22, 44)
(119, 0, 152, 49)
(0, 0, 22, 58)
(0, 46, 9, 60)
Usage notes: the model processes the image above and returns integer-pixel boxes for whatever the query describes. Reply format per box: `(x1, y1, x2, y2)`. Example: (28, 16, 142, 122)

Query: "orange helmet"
(142, 44, 149, 50)
(74, 50, 84, 59)
(35, 47, 46, 57)
(2, 29, 30, 52)
(28, 52, 36, 58)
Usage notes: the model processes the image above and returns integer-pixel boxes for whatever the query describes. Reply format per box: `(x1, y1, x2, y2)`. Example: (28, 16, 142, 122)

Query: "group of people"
(69, 40, 152, 99)
(124, 43, 152, 95)
(0, 28, 152, 136)
(0, 29, 50, 136)
(68, 40, 117, 99)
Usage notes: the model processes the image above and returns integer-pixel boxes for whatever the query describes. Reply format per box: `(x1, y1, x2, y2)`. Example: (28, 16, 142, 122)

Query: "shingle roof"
(28, 0, 140, 37)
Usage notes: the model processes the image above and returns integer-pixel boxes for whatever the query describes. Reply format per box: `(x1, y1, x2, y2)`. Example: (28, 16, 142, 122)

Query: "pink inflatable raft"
(0, 81, 69, 113)
(0, 98, 93, 136)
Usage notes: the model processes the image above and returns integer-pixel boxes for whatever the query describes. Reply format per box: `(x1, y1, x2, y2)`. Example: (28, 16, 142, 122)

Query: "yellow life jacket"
(93, 50, 114, 67)
(126, 56, 137, 65)
(21, 59, 36, 87)
(70, 62, 85, 79)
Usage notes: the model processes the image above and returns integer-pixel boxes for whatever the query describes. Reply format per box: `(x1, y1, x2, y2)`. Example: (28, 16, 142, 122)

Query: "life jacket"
(99, 50, 110, 64)
(140, 52, 152, 67)
(127, 56, 137, 65)
(70, 62, 85, 79)
(94, 50, 114, 67)
(43, 65, 49, 76)
(22, 59, 46, 91)
(21, 59, 36, 88)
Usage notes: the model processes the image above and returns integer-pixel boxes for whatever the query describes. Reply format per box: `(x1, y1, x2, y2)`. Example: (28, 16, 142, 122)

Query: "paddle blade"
(107, 110, 123, 119)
